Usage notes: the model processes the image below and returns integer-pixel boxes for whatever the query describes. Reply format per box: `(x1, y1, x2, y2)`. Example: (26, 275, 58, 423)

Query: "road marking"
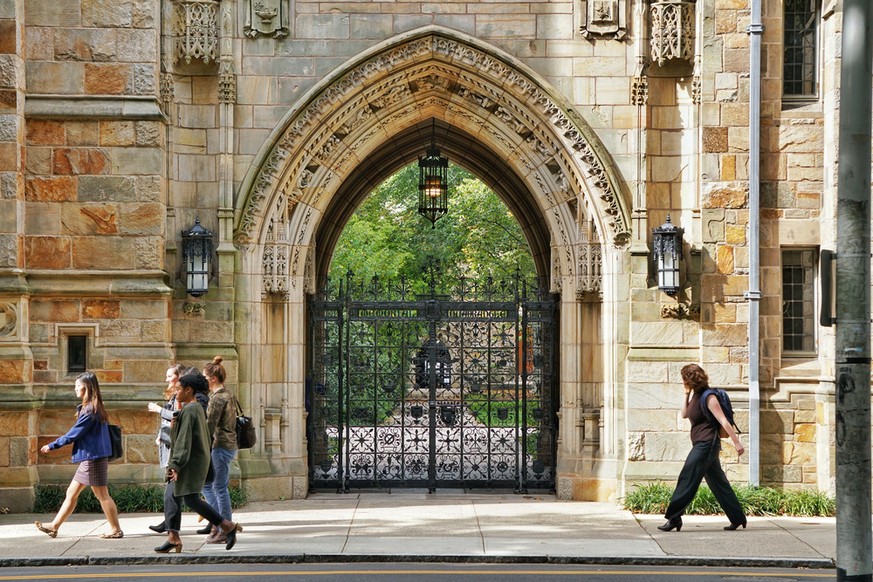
(0, 568, 834, 580)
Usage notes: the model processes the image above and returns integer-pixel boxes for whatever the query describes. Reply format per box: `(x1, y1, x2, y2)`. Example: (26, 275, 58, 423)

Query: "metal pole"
(745, 0, 764, 487)
(835, 2, 873, 580)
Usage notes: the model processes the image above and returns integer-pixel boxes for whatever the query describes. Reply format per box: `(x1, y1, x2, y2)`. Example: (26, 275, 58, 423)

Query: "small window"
(68, 335, 87, 373)
(782, 249, 816, 354)
(783, 0, 819, 98)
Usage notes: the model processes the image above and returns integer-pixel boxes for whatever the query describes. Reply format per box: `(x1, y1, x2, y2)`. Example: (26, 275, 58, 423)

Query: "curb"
(0, 554, 837, 570)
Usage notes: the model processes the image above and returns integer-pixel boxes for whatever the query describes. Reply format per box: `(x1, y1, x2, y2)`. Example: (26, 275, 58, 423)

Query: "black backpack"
(700, 388, 740, 438)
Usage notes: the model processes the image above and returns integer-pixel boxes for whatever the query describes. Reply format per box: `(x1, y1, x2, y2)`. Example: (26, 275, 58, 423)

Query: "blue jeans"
(201, 447, 237, 522)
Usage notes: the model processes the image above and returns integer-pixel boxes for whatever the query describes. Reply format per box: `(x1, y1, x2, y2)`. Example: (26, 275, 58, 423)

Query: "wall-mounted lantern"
(652, 214, 683, 296)
(181, 217, 214, 297)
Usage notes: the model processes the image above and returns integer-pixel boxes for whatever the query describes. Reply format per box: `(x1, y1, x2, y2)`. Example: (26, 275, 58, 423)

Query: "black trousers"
(163, 480, 224, 533)
(664, 438, 745, 525)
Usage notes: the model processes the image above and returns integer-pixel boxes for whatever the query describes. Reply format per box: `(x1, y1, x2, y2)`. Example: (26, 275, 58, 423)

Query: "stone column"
(0, 0, 36, 512)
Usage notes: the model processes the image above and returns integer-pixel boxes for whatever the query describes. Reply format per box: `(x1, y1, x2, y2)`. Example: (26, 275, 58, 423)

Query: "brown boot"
(205, 527, 227, 544)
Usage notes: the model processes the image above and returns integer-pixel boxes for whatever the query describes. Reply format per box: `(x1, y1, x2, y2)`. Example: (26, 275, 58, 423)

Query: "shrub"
(33, 483, 247, 514)
(623, 482, 834, 517)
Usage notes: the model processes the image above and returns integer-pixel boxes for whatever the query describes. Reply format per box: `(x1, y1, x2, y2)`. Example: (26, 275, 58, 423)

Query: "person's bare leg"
(47, 480, 85, 531)
(91, 485, 122, 534)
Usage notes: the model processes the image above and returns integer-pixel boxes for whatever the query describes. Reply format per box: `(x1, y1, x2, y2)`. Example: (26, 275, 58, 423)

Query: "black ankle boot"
(657, 517, 682, 532)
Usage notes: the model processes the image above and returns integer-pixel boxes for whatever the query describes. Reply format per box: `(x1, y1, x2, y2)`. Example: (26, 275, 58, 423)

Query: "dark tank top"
(688, 390, 717, 443)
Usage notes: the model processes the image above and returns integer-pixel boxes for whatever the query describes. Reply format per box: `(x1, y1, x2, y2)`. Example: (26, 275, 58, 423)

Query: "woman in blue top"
(35, 372, 124, 539)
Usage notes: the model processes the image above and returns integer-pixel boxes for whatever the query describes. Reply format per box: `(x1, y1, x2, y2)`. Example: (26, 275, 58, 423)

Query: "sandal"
(35, 521, 58, 538)
(99, 531, 124, 539)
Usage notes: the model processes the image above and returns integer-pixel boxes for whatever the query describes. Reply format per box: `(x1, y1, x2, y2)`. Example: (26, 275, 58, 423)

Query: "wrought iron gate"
(307, 275, 557, 492)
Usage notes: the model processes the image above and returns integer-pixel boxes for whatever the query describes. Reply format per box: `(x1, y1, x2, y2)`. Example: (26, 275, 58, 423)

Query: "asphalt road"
(0, 563, 834, 582)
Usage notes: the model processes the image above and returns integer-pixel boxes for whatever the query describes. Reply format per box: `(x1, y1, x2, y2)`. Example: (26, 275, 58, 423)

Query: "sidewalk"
(0, 491, 835, 569)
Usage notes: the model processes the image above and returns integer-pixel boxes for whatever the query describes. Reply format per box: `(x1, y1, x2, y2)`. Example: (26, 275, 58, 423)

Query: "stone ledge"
(24, 95, 165, 120)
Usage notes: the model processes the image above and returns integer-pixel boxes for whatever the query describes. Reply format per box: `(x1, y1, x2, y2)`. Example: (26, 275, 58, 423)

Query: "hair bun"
(213, 356, 223, 364)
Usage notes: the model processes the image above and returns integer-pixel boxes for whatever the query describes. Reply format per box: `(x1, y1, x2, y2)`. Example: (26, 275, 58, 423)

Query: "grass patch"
(33, 483, 247, 514)
(623, 481, 834, 517)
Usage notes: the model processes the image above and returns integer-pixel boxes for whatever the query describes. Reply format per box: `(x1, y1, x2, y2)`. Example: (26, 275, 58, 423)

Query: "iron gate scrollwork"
(307, 274, 557, 492)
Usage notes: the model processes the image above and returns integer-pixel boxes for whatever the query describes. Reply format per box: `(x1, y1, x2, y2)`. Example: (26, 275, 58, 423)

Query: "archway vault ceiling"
(234, 26, 630, 291)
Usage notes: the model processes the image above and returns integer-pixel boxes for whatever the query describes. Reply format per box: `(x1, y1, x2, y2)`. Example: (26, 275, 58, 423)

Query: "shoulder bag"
(235, 400, 257, 449)
(108, 423, 123, 461)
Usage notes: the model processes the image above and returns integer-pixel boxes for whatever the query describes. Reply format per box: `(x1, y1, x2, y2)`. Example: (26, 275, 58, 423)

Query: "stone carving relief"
(219, 59, 236, 103)
(650, 0, 695, 66)
(631, 76, 648, 106)
(576, 220, 603, 302)
(580, 0, 629, 40)
(172, 0, 219, 65)
(0, 302, 18, 338)
(262, 218, 290, 297)
(237, 33, 631, 268)
(244, 0, 290, 39)
(160, 73, 175, 108)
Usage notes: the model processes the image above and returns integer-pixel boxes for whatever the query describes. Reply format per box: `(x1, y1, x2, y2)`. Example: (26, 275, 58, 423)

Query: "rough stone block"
(26, 62, 83, 94)
(0, 436, 8, 466)
(82, 0, 133, 27)
(84, 63, 129, 95)
(25, 235, 71, 269)
(0, 359, 27, 383)
(54, 28, 116, 62)
(296, 14, 350, 39)
(643, 432, 689, 462)
(65, 121, 100, 146)
(83, 299, 120, 320)
(99, 121, 135, 146)
(30, 299, 80, 323)
(25, 176, 77, 202)
(72, 236, 137, 269)
(110, 147, 162, 176)
(349, 14, 393, 39)
(0, 411, 27, 436)
(135, 122, 162, 147)
(24, 0, 81, 27)
(25, 119, 66, 145)
(117, 29, 157, 62)
(118, 203, 162, 235)
(476, 14, 536, 38)
(82, 160, 145, 198)
(24, 146, 51, 175)
(61, 203, 118, 235)
(52, 148, 109, 175)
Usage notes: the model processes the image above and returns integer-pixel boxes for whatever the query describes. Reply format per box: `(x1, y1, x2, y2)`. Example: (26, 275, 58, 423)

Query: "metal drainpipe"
(745, 0, 763, 487)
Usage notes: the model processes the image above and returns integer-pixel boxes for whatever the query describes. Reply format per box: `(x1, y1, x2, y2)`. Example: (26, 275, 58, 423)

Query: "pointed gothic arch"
(232, 26, 631, 500)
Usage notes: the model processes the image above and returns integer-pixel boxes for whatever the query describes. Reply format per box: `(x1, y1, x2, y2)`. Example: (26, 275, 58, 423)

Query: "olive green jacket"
(206, 387, 239, 451)
(168, 401, 211, 497)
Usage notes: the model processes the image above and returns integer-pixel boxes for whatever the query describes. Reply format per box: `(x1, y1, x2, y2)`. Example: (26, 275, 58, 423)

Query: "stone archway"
(232, 26, 631, 501)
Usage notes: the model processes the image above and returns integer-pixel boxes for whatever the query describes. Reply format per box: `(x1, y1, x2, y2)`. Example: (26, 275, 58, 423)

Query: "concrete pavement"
(0, 491, 836, 569)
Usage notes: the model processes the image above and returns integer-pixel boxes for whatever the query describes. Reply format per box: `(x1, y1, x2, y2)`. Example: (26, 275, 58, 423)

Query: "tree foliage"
(329, 164, 537, 287)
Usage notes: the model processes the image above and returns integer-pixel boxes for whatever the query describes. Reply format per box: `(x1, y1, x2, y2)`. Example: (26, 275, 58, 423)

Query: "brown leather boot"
(205, 527, 227, 544)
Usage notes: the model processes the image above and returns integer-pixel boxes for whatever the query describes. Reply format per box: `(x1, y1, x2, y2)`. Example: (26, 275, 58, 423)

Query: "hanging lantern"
(181, 217, 214, 297)
(652, 214, 683, 296)
(417, 122, 448, 228)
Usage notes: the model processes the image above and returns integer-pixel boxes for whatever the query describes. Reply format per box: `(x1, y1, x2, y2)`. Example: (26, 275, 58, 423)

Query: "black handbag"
(108, 424, 123, 461)
(235, 401, 257, 449)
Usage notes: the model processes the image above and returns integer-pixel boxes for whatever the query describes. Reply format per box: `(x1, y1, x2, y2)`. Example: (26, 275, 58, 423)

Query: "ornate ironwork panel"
(308, 275, 557, 492)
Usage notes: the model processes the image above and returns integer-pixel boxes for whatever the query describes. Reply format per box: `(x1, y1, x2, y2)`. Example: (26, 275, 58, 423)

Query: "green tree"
(329, 164, 537, 288)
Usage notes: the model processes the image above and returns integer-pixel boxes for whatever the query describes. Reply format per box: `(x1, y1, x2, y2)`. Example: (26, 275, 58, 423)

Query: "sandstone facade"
(0, 0, 847, 510)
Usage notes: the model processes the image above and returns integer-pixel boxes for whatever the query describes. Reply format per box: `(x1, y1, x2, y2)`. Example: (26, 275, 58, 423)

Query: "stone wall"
(0, 0, 849, 510)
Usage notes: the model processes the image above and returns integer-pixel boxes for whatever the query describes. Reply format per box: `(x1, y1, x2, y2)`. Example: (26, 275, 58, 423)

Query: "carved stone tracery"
(242, 32, 632, 292)
(650, 0, 695, 66)
(172, 0, 219, 65)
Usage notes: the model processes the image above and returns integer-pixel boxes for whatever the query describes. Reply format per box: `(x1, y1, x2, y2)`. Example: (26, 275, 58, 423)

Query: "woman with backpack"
(657, 363, 747, 533)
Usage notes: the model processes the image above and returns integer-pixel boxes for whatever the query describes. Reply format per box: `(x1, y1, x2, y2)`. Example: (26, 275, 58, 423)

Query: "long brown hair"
(164, 363, 186, 400)
(76, 371, 108, 423)
(680, 363, 710, 394)
(203, 355, 226, 384)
